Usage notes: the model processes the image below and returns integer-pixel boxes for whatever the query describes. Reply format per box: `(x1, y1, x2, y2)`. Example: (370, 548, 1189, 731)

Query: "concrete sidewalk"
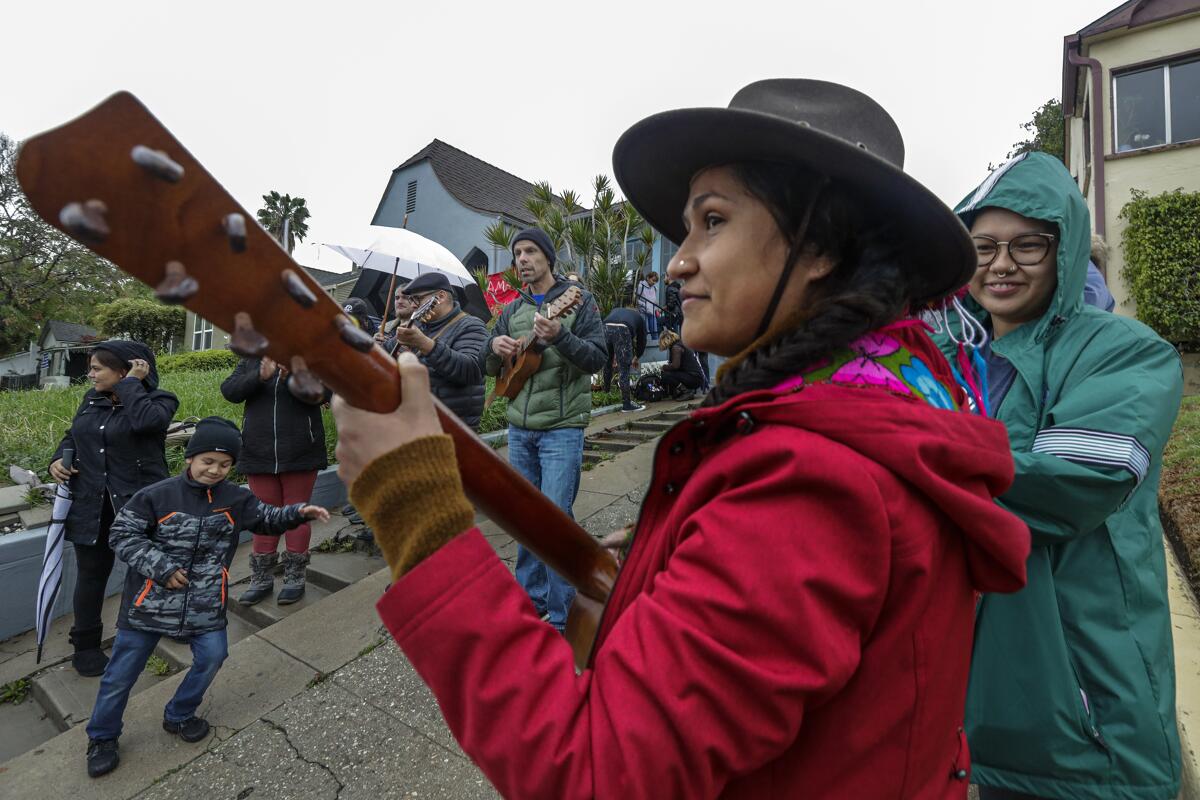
(0, 420, 664, 799)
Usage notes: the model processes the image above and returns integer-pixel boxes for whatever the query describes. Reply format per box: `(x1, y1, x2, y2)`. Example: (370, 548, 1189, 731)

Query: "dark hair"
(702, 162, 912, 407)
(89, 347, 128, 374)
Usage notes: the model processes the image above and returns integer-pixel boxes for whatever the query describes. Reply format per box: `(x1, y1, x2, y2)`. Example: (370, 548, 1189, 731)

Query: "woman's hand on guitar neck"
(332, 353, 444, 486)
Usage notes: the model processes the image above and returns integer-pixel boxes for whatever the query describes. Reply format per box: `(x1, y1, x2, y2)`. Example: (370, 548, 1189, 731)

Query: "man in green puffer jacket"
(934, 152, 1184, 799)
(485, 228, 608, 634)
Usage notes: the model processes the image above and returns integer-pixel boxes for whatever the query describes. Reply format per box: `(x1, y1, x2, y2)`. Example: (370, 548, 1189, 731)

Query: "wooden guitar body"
(494, 347, 543, 400)
(16, 92, 618, 670)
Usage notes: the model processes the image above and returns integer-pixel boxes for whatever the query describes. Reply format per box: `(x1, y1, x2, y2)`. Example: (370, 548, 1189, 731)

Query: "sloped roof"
(43, 320, 99, 345)
(302, 265, 355, 287)
(1077, 0, 1200, 38)
(386, 139, 548, 225)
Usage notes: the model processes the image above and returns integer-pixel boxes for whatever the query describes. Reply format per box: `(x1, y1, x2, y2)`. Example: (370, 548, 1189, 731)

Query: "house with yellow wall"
(1062, 0, 1200, 317)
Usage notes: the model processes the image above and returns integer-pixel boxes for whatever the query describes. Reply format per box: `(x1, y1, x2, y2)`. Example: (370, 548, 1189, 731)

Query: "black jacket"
(220, 358, 329, 475)
(385, 302, 488, 429)
(603, 307, 648, 358)
(51, 341, 179, 546)
(110, 472, 306, 636)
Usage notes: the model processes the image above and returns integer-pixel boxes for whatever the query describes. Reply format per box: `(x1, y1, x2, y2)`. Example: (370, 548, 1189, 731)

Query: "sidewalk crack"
(261, 717, 344, 799)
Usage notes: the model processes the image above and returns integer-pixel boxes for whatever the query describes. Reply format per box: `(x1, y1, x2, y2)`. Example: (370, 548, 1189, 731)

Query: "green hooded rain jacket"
(936, 152, 1184, 799)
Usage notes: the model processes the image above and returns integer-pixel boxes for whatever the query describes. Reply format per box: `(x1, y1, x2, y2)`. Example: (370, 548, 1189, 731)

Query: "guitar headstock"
(15, 92, 401, 412)
(411, 293, 441, 325)
(545, 285, 583, 320)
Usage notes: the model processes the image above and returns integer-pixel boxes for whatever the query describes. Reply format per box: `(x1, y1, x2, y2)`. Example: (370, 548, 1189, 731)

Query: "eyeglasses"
(973, 233, 1056, 268)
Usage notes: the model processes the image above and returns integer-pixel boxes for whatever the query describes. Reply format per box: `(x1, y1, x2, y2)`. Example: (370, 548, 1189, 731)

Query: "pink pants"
(247, 471, 318, 554)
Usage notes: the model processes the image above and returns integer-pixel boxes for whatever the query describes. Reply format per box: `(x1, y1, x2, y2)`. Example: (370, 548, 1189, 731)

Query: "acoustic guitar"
(15, 92, 619, 670)
(386, 293, 440, 357)
(486, 286, 582, 408)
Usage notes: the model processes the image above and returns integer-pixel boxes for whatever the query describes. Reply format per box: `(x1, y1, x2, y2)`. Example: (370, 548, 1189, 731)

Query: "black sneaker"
(162, 716, 211, 743)
(86, 737, 119, 777)
(620, 403, 646, 413)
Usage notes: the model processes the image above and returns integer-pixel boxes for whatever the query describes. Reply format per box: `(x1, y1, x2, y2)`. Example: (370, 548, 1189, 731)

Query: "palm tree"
(255, 191, 311, 254)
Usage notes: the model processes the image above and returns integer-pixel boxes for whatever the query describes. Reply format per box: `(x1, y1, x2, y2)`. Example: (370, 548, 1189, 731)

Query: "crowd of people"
(49, 76, 1186, 800)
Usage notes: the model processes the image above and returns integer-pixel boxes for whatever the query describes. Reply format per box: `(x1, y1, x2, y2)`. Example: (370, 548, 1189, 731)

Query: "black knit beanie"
(512, 228, 557, 268)
(185, 416, 242, 463)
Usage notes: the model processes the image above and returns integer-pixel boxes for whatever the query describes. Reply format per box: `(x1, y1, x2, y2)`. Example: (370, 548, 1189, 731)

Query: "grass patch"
(0, 370, 338, 487)
(144, 654, 172, 676)
(0, 678, 31, 705)
(1163, 396, 1200, 501)
(2, 371, 624, 485)
(314, 536, 355, 554)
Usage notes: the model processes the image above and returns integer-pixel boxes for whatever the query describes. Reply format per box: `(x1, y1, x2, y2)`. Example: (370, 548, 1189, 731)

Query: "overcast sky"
(3, 0, 1116, 272)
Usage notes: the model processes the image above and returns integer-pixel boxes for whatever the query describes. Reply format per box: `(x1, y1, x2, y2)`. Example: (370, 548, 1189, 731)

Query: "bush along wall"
(156, 349, 240, 374)
(1120, 188, 1200, 349)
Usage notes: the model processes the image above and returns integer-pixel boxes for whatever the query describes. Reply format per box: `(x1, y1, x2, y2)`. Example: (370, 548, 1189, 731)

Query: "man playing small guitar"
(485, 227, 607, 633)
(385, 272, 488, 430)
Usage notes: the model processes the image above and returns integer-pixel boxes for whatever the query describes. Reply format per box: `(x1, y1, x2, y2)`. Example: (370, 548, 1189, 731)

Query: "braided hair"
(702, 162, 913, 407)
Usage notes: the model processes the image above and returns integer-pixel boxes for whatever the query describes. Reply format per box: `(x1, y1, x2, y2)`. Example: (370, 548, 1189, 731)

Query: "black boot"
(237, 552, 277, 606)
(86, 737, 120, 777)
(162, 716, 211, 743)
(70, 628, 108, 677)
(277, 551, 309, 605)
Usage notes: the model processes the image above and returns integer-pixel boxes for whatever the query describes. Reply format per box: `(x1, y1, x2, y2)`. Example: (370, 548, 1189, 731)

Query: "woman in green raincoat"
(935, 152, 1184, 799)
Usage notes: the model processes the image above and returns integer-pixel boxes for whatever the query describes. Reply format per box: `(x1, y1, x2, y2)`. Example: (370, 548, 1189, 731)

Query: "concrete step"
(30, 646, 173, 731)
(583, 451, 610, 466)
(593, 430, 653, 443)
(152, 613, 261, 672)
(626, 420, 673, 433)
(586, 438, 638, 453)
(657, 412, 688, 421)
(307, 551, 388, 593)
(227, 583, 333, 630)
(0, 690, 60, 764)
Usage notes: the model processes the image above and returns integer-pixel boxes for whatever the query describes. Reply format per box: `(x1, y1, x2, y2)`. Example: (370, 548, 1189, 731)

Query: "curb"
(1164, 525, 1200, 800)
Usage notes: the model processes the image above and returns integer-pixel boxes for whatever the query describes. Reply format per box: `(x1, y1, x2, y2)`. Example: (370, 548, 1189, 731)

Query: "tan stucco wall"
(1071, 14, 1200, 317)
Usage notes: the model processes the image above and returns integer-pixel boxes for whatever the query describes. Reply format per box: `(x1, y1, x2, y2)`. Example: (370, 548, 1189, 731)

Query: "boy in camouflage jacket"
(84, 417, 329, 778)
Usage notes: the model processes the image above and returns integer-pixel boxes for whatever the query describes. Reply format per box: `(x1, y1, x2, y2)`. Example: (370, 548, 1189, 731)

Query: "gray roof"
(303, 265, 355, 288)
(386, 139, 549, 225)
(44, 320, 99, 344)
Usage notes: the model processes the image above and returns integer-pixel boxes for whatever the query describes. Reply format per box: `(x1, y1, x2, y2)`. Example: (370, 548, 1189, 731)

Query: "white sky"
(3, 0, 1116, 272)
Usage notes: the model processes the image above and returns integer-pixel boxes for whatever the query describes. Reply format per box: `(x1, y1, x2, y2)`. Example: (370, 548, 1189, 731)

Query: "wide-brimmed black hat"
(612, 79, 974, 305)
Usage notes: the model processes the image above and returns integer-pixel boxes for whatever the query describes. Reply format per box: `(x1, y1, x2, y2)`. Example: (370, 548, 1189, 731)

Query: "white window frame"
(1112, 57, 1200, 153)
(192, 316, 214, 350)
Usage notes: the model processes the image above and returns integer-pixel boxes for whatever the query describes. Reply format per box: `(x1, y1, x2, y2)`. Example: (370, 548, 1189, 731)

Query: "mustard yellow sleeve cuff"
(349, 434, 475, 581)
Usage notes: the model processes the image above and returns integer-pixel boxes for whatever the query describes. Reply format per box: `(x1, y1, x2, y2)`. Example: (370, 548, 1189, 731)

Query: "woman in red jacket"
(333, 79, 1031, 799)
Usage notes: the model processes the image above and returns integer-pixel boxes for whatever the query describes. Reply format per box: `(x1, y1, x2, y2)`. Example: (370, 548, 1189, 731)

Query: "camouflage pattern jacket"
(109, 472, 306, 637)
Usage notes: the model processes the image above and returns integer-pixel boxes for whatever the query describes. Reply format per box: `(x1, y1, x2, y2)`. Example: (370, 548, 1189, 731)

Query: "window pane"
(1115, 67, 1166, 151)
(1171, 60, 1200, 143)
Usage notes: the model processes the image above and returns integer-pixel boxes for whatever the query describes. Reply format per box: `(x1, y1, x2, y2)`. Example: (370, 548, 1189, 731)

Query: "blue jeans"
(507, 425, 584, 632)
(86, 627, 228, 740)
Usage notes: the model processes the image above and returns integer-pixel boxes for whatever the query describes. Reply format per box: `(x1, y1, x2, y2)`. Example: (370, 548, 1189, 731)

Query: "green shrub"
(1120, 188, 1200, 347)
(157, 349, 240, 374)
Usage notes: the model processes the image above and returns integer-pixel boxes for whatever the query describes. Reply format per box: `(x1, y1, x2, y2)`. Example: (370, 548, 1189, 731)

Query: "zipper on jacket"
(1079, 688, 1110, 751)
(134, 578, 153, 607)
(177, 516, 205, 636)
(272, 372, 280, 474)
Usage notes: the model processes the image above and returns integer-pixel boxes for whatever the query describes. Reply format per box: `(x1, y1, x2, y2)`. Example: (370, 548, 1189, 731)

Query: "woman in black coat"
(49, 341, 178, 676)
(221, 356, 328, 606)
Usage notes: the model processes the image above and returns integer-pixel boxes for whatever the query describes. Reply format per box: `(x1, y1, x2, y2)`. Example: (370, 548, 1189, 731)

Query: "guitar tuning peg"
(222, 213, 247, 253)
(59, 200, 110, 243)
(335, 315, 376, 353)
(154, 261, 198, 304)
(130, 145, 184, 183)
(229, 311, 269, 357)
(281, 269, 317, 308)
(287, 356, 326, 404)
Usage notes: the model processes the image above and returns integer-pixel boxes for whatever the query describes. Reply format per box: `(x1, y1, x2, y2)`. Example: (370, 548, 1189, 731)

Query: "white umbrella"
(322, 228, 475, 288)
(36, 482, 70, 663)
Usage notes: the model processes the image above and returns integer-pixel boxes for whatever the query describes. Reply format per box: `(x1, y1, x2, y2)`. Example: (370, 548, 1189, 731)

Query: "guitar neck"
(15, 91, 618, 605)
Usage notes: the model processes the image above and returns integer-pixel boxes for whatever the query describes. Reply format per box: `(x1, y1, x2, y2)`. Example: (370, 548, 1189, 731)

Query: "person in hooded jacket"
(329, 79, 1032, 799)
(49, 340, 179, 677)
(220, 356, 329, 606)
(933, 153, 1184, 800)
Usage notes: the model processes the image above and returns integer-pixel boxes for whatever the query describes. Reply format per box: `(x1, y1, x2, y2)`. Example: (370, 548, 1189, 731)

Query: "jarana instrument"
(15, 92, 619, 669)
(486, 286, 583, 407)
